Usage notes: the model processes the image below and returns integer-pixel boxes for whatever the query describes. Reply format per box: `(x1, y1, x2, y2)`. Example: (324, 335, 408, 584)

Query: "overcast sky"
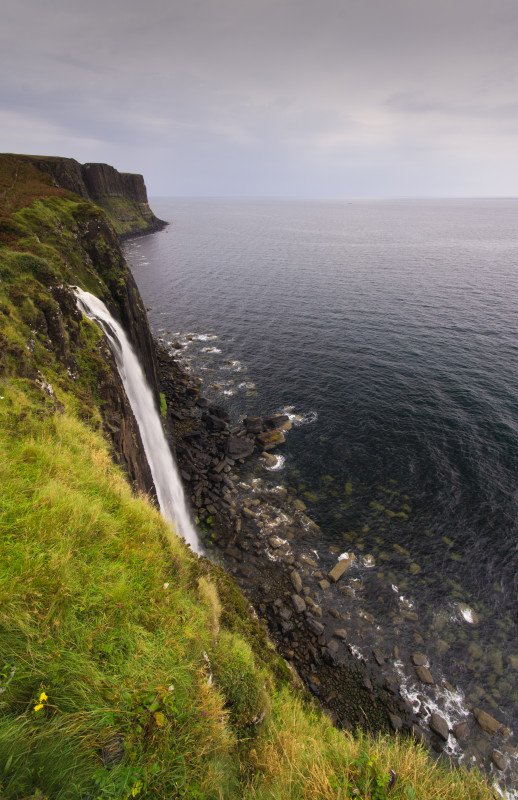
(2, 0, 518, 196)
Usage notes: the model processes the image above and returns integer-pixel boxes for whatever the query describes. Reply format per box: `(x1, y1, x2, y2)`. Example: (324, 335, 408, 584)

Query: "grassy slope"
(0, 156, 495, 799)
(90, 196, 162, 237)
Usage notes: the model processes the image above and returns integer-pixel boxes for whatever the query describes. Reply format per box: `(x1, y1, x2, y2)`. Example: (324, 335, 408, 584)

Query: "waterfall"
(74, 288, 202, 555)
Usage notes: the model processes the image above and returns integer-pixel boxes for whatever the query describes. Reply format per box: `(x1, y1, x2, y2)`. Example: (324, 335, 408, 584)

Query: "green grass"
(0, 382, 496, 800)
(0, 156, 497, 799)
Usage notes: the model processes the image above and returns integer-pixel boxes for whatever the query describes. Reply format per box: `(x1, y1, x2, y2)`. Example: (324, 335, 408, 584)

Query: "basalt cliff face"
(3, 153, 167, 237)
(0, 153, 161, 496)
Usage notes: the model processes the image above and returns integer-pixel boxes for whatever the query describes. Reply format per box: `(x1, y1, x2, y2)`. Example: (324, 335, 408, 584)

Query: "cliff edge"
(1, 153, 167, 237)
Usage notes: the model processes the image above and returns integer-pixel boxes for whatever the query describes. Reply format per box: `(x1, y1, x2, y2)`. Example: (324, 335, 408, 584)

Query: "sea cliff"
(0, 154, 496, 799)
(1, 153, 167, 237)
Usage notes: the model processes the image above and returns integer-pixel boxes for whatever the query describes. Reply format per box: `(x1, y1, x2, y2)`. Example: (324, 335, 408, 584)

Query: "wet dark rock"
(333, 629, 347, 640)
(319, 579, 331, 590)
(411, 652, 428, 666)
(429, 713, 449, 741)
(372, 649, 386, 667)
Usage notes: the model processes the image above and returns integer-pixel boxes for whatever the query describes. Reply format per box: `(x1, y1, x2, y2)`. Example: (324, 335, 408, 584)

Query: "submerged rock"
(473, 708, 500, 735)
(328, 554, 355, 582)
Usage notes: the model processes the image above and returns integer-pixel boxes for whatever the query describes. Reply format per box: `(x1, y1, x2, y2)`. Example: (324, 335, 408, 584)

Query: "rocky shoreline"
(156, 343, 516, 793)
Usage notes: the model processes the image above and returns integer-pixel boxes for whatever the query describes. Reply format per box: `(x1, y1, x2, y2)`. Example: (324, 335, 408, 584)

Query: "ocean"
(124, 197, 518, 760)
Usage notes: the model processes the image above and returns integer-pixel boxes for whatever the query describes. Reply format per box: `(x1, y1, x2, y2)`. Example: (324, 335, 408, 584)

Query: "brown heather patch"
(0, 155, 68, 216)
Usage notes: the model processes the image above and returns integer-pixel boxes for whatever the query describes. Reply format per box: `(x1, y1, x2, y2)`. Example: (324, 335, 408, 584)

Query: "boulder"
(208, 405, 230, 421)
(202, 413, 228, 432)
(307, 618, 325, 636)
(411, 652, 428, 666)
(292, 594, 307, 613)
(389, 714, 403, 731)
(299, 554, 318, 568)
(195, 396, 211, 408)
(256, 430, 286, 451)
(226, 436, 254, 459)
(290, 570, 303, 593)
(453, 722, 470, 741)
(473, 708, 499, 735)
(429, 713, 449, 741)
(328, 554, 356, 582)
(244, 417, 264, 434)
(263, 414, 292, 432)
(490, 750, 506, 771)
(269, 536, 284, 549)
(415, 666, 434, 685)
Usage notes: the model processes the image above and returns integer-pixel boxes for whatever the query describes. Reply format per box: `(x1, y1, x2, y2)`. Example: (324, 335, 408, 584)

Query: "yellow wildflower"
(39, 691, 48, 703)
(33, 703, 44, 712)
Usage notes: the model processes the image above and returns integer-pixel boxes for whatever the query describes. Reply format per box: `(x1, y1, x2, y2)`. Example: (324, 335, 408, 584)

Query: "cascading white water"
(74, 288, 202, 555)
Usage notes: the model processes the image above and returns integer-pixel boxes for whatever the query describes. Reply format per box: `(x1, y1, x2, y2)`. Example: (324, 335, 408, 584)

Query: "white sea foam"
(264, 455, 286, 471)
(394, 660, 468, 756)
(282, 406, 318, 426)
(201, 346, 222, 354)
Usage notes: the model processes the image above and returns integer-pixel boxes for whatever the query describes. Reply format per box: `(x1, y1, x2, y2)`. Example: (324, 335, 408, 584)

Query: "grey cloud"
(1, 0, 518, 195)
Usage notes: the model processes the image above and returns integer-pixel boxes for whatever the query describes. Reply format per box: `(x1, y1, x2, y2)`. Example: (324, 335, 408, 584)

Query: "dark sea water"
(125, 198, 518, 772)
